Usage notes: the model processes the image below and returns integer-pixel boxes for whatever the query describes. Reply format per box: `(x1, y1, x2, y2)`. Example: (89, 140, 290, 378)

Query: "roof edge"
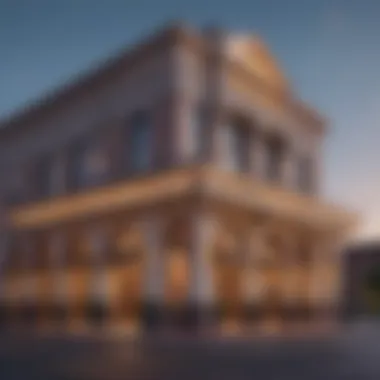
(0, 21, 193, 140)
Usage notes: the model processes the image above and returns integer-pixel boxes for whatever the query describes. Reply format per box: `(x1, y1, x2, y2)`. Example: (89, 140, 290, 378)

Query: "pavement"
(0, 322, 380, 379)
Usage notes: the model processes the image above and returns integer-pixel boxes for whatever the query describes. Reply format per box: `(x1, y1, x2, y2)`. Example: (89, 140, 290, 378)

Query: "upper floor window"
(129, 111, 153, 173)
(68, 140, 89, 191)
(84, 145, 108, 185)
(222, 118, 250, 172)
(68, 138, 108, 191)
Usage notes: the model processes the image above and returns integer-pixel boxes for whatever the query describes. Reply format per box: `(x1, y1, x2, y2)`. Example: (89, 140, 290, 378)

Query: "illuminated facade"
(0, 24, 356, 334)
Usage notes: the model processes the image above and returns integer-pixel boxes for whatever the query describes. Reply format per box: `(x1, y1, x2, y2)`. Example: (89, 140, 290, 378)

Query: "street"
(0, 323, 380, 379)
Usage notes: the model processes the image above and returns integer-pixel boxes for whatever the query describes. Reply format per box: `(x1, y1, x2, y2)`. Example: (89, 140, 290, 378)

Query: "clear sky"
(0, 0, 379, 239)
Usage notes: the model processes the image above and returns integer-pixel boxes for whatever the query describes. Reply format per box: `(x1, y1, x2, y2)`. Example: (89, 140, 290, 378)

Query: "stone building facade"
(0, 23, 356, 334)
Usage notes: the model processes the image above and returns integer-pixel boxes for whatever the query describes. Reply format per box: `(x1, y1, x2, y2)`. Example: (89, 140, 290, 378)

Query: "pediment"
(227, 35, 290, 91)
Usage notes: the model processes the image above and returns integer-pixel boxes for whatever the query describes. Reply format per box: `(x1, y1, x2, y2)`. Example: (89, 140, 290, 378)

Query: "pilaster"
(51, 150, 67, 196)
(281, 142, 296, 190)
(19, 233, 38, 325)
(141, 215, 166, 330)
(87, 225, 109, 325)
(172, 96, 194, 166)
(249, 130, 267, 180)
(188, 210, 218, 330)
(280, 232, 300, 313)
(240, 228, 266, 325)
(309, 234, 342, 325)
(49, 231, 68, 323)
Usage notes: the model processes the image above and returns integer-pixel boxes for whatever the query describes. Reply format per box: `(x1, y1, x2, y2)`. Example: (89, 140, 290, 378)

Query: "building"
(0, 23, 357, 334)
(343, 241, 380, 320)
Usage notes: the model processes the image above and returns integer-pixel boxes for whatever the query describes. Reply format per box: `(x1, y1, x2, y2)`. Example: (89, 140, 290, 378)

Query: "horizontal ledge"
(7, 166, 357, 232)
(9, 168, 199, 229)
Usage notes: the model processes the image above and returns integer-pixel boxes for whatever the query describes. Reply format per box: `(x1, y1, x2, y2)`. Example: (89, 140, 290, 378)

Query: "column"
(281, 141, 296, 190)
(188, 211, 217, 331)
(51, 151, 67, 196)
(309, 234, 341, 328)
(171, 43, 193, 167)
(210, 108, 228, 168)
(249, 130, 267, 180)
(20, 233, 37, 326)
(240, 229, 266, 329)
(280, 233, 301, 324)
(205, 31, 228, 167)
(50, 231, 68, 325)
(172, 96, 194, 167)
(312, 147, 322, 196)
(87, 226, 109, 325)
(141, 215, 165, 330)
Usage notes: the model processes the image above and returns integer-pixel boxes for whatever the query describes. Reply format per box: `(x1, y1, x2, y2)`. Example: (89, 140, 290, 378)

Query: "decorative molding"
(9, 168, 197, 228)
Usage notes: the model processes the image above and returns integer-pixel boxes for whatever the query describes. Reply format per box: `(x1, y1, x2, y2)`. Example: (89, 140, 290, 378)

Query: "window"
(223, 118, 250, 172)
(68, 140, 88, 190)
(83, 146, 108, 185)
(129, 111, 153, 173)
(68, 139, 107, 190)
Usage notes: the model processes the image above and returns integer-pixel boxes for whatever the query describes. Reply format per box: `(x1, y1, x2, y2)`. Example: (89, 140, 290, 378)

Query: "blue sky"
(0, 0, 379, 239)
